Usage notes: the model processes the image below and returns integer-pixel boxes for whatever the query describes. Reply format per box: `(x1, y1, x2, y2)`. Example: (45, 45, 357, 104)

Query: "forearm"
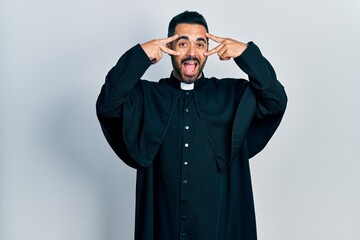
(96, 44, 151, 118)
(234, 42, 287, 117)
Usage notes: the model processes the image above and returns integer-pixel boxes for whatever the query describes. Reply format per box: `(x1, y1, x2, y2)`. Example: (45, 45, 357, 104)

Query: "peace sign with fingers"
(204, 33, 248, 60)
(140, 34, 180, 64)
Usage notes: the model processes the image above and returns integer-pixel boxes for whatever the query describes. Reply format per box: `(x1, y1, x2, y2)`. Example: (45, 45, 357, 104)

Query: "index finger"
(206, 33, 225, 43)
(159, 44, 180, 56)
(160, 34, 179, 44)
(204, 44, 221, 56)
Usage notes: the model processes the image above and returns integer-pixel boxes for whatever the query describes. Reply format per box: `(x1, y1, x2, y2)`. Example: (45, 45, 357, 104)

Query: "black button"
(183, 180, 188, 184)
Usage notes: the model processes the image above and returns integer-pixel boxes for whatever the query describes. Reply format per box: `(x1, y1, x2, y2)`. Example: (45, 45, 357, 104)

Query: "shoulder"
(205, 77, 249, 90)
(138, 78, 172, 89)
(137, 78, 180, 100)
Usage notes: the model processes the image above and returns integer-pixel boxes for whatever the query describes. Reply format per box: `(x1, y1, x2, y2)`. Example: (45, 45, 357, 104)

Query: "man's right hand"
(140, 34, 180, 64)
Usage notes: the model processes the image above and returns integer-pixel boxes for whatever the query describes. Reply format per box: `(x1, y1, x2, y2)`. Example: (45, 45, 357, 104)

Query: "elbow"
(272, 87, 288, 114)
(277, 88, 288, 112)
(95, 94, 120, 119)
(256, 85, 287, 118)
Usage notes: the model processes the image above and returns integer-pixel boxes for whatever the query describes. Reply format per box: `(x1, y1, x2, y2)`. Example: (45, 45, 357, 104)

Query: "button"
(184, 161, 188, 165)
(182, 232, 187, 237)
(184, 143, 189, 148)
(182, 199, 187, 202)
(185, 108, 189, 112)
(183, 180, 188, 184)
(185, 126, 189, 130)
(186, 92, 189, 95)
(182, 215, 187, 220)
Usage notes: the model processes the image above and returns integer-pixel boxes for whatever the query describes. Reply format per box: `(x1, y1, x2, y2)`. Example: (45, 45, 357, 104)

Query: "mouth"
(182, 59, 199, 76)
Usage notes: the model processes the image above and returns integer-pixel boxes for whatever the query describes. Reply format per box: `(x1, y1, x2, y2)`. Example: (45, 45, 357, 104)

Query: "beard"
(171, 56, 207, 83)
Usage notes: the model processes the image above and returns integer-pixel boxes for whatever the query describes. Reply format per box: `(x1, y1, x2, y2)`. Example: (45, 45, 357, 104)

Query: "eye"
(178, 42, 188, 47)
(196, 43, 205, 48)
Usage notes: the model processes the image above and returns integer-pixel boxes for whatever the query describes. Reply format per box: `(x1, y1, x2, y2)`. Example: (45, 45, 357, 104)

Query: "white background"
(1, 0, 359, 239)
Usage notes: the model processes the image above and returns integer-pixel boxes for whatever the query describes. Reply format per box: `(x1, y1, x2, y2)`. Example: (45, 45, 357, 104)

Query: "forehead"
(174, 23, 207, 40)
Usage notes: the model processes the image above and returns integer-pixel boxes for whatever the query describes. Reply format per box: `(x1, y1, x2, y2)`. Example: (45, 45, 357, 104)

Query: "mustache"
(181, 56, 200, 64)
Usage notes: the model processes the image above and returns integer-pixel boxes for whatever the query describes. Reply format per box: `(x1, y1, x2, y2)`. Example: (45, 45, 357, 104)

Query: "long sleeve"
(234, 42, 287, 118)
(233, 42, 287, 158)
(96, 44, 151, 118)
(96, 44, 152, 168)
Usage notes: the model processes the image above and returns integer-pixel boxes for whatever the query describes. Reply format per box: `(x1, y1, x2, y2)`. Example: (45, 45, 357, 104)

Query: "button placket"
(179, 91, 193, 239)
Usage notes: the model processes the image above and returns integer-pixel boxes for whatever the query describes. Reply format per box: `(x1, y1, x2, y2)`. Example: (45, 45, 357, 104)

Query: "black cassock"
(96, 42, 287, 240)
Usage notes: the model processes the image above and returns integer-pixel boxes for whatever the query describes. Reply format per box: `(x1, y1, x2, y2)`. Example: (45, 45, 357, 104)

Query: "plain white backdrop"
(1, 0, 359, 239)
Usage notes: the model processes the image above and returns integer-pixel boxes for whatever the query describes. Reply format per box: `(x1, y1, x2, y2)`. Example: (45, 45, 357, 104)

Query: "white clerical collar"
(180, 82, 194, 90)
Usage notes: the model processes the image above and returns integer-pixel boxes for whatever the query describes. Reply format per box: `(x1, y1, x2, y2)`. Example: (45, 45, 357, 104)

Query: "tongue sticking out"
(184, 63, 196, 75)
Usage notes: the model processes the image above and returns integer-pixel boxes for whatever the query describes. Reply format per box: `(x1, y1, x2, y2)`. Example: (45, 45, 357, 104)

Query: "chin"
(180, 72, 201, 83)
(181, 77, 197, 84)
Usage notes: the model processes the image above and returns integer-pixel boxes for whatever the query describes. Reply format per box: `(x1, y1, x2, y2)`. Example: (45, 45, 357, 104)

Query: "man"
(96, 11, 287, 240)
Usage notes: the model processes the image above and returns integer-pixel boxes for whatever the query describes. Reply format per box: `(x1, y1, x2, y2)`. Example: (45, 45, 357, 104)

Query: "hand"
(204, 33, 248, 60)
(140, 34, 180, 64)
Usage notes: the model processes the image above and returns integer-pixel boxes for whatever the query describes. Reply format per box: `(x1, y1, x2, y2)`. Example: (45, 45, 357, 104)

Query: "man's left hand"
(204, 33, 247, 60)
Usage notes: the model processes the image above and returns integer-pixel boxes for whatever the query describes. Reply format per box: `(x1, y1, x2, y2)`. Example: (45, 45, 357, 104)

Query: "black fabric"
(96, 42, 287, 240)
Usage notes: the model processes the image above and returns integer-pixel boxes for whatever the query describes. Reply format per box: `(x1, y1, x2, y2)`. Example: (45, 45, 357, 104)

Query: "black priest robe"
(96, 42, 287, 240)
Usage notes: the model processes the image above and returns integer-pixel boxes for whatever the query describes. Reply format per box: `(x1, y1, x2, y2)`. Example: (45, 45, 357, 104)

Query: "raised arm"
(96, 35, 180, 167)
(205, 33, 287, 117)
(205, 33, 287, 158)
(97, 34, 180, 118)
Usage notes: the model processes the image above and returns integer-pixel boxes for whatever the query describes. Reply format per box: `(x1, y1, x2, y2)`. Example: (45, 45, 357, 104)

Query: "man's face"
(170, 23, 208, 83)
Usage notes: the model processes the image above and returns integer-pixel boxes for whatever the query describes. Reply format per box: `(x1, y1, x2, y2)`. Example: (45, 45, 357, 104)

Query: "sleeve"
(96, 44, 152, 168)
(234, 42, 288, 158)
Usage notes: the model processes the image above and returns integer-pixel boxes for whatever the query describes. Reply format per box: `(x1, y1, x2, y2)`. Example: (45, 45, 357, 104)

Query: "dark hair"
(167, 11, 209, 37)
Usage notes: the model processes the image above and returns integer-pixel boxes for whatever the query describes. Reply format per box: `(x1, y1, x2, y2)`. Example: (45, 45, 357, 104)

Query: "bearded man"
(96, 10, 287, 240)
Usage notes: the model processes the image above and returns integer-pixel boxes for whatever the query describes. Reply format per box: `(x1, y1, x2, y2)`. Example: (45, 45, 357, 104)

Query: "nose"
(187, 43, 196, 57)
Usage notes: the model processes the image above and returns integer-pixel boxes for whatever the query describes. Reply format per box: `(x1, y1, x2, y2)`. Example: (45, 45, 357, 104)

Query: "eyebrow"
(177, 36, 207, 43)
